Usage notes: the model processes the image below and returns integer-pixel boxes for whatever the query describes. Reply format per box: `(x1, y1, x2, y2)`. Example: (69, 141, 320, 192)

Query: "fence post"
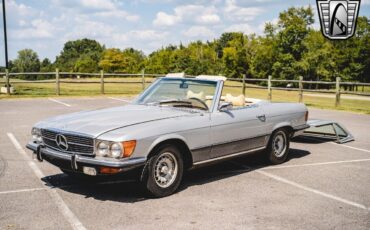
(100, 70, 104, 94)
(335, 77, 341, 107)
(5, 69, 10, 95)
(298, 76, 303, 103)
(242, 74, 246, 96)
(267, 75, 272, 101)
(55, 68, 60, 96)
(141, 69, 145, 90)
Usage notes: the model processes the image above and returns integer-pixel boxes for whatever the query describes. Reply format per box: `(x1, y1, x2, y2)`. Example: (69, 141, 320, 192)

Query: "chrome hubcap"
(273, 132, 287, 158)
(154, 152, 178, 188)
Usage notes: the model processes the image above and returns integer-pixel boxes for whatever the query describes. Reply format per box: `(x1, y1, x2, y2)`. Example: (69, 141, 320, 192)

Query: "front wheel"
(267, 129, 290, 165)
(142, 145, 184, 198)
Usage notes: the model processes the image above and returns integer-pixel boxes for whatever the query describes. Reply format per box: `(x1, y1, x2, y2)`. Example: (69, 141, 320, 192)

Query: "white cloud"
(62, 16, 116, 41)
(182, 26, 215, 38)
(52, 0, 115, 11)
(94, 10, 140, 22)
(79, 0, 116, 10)
(129, 30, 169, 40)
(7, 0, 36, 16)
(153, 4, 221, 27)
(197, 14, 220, 24)
(153, 12, 181, 26)
(224, 0, 264, 21)
(10, 19, 54, 39)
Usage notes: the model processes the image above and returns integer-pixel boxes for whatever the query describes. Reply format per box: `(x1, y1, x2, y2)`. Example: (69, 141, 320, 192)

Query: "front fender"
(147, 134, 188, 156)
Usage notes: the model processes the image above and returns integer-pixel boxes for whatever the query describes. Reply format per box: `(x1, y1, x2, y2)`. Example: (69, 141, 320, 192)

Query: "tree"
(297, 31, 334, 85)
(277, 6, 314, 60)
(55, 38, 104, 72)
(74, 55, 98, 73)
(40, 58, 53, 72)
(121, 48, 145, 73)
(12, 49, 40, 79)
(99, 48, 145, 73)
(145, 48, 173, 74)
(99, 48, 127, 73)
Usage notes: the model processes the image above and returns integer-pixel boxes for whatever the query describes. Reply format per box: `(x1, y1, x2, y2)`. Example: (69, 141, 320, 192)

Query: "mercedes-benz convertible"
(27, 75, 309, 197)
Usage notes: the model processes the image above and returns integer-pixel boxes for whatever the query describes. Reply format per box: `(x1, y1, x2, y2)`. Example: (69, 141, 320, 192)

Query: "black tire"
(266, 129, 290, 165)
(142, 145, 184, 198)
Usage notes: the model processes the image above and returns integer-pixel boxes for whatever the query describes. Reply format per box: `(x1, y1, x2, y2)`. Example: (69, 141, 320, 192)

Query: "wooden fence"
(1, 70, 370, 107)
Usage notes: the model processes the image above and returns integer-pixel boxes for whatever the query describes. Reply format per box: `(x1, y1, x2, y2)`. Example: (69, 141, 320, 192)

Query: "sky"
(0, 0, 369, 65)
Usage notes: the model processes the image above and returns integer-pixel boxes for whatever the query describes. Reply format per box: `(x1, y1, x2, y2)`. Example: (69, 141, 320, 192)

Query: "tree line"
(2, 6, 370, 83)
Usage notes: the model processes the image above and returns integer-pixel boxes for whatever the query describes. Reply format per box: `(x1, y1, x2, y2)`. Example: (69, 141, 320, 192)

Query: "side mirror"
(219, 102, 233, 112)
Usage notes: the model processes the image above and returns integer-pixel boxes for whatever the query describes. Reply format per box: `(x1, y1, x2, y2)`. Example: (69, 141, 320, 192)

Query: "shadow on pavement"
(41, 148, 310, 203)
(292, 136, 334, 144)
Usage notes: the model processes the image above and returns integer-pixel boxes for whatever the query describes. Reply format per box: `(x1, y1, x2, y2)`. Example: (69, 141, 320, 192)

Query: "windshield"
(135, 78, 218, 111)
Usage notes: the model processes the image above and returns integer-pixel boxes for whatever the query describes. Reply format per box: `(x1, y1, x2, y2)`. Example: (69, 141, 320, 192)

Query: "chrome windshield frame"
(133, 77, 221, 113)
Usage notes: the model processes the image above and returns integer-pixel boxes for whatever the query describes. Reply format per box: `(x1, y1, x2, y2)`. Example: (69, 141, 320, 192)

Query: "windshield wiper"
(158, 99, 192, 105)
(159, 99, 208, 111)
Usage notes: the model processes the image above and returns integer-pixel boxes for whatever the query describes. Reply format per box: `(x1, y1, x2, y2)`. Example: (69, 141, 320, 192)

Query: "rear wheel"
(267, 129, 290, 165)
(142, 145, 184, 198)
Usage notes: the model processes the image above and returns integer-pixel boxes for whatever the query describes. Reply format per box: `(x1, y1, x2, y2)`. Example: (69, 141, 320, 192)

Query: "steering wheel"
(188, 97, 209, 110)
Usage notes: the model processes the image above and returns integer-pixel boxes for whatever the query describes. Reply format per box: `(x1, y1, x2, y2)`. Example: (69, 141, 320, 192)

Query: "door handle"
(257, 115, 266, 122)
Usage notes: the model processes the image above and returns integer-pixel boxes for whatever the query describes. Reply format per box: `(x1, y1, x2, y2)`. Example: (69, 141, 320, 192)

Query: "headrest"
(225, 94, 245, 107)
(187, 90, 204, 100)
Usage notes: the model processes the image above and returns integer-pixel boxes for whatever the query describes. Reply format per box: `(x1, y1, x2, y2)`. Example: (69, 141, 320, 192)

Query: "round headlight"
(97, 141, 109, 157)
(110, 143, 123, 158)
(31, 128, 42, 143)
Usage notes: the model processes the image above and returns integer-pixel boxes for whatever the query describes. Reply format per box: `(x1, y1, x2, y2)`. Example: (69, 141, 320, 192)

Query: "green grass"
(1, 78, 370, 114)
(0, 78, 153, 98)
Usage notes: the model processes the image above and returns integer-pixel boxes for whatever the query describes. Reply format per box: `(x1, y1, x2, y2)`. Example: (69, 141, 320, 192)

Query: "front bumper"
(26, 142, 146, 175)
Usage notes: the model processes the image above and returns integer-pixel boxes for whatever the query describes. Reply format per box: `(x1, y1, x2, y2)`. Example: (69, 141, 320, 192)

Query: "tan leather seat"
(225, 94, 245, 107)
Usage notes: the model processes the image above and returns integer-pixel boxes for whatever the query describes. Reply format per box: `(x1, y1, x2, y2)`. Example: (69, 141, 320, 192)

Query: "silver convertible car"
(27, 76, 309, 197)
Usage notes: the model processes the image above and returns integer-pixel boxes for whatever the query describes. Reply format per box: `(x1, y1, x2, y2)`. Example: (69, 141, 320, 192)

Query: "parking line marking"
(330, 143, 370, 153)
(7, 133, 86, 230)
(257, 170, 369, 211)
(108, 97, 131, 103)
(48, 98, 71, 107)
(264, 158, 370, 170)
(0, 187, 45, 195)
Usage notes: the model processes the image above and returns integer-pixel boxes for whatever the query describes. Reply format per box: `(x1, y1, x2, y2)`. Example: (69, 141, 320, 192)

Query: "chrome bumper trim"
(26, 142, 146, 169)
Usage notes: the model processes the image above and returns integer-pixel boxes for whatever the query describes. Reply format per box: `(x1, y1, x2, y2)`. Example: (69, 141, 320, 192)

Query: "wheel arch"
(272, 122, 294, 137)
(147, 135, 193, 169)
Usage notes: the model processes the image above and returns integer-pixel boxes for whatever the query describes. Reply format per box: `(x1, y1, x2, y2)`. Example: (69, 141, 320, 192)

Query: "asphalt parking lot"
(0, 97, 369, 230)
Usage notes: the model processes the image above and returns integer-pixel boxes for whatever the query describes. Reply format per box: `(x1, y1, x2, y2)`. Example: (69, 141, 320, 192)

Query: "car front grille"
(41, 129, 94, 155)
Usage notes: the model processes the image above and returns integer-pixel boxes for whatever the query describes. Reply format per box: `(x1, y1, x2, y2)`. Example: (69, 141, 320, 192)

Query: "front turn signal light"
(122, 140, 136, 158)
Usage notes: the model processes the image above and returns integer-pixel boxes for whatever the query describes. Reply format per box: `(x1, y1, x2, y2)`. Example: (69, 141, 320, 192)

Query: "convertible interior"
(187, 90, 261, 109)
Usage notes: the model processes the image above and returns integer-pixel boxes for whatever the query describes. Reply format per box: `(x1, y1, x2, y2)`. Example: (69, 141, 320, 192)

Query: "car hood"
(36, 104, 195, 137)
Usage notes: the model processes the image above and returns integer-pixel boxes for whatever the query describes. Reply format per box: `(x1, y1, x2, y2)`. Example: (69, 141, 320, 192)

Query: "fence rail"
(1, 70, 369, 106)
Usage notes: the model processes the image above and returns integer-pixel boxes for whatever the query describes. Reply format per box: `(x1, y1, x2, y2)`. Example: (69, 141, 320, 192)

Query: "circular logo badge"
(55, 134, 68, 151)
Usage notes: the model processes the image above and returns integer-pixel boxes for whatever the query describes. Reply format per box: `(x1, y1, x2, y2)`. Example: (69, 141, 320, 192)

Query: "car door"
(209, 105, 269, 159)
